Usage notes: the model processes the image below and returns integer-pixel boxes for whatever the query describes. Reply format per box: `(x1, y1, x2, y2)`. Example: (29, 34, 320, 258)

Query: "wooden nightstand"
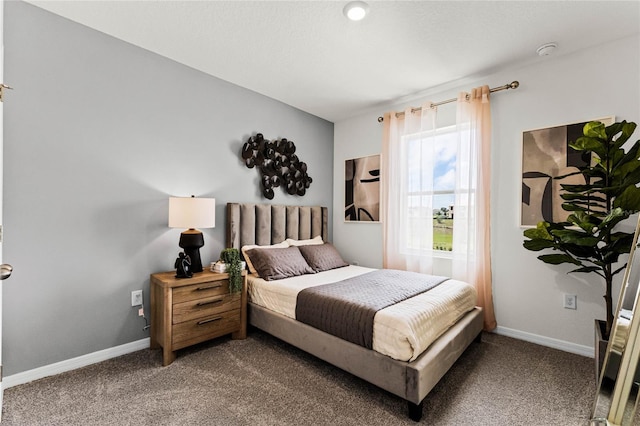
(150, 269, 247, 366)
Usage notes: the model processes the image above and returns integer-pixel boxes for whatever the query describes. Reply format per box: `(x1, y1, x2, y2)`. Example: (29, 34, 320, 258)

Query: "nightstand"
(150, 269, 247, 366)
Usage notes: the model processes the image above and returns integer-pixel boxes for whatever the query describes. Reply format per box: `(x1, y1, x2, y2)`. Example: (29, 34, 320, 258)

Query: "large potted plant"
(523, 120, 640, 341)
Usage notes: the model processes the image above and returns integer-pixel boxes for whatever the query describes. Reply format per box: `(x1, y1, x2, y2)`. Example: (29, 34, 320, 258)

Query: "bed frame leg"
(408, 401, 423, 422)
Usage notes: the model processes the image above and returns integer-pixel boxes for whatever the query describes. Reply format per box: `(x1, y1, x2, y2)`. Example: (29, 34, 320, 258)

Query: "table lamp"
(168, 196, 216, 273)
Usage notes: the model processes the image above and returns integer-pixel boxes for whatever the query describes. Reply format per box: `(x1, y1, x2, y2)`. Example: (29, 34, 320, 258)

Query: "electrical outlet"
(131, 290, 143, 307)
(564, 294, 577, 310)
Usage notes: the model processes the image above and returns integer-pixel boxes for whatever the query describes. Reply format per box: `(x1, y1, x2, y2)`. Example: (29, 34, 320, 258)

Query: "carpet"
(2, 330, 596, 425)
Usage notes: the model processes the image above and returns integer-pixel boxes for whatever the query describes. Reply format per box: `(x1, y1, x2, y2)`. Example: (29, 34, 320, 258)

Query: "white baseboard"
(494, 326, 594, 358)
(3, 338, 150, 389)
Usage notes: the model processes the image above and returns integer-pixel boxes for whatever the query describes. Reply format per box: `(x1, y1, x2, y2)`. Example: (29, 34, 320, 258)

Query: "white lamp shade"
(168, 197, 216, 229)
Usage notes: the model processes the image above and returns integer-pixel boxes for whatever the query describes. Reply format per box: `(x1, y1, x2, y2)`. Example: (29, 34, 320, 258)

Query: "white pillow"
(241, 241, 289, 275)
(285, 235, 324, 246)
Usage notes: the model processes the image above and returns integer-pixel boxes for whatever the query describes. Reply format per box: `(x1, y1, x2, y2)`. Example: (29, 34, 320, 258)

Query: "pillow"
(285, 235, 324, 246)
(246, 246, 315, 281)
(298, 243, 348, 272)
(241, 241, 289, 275)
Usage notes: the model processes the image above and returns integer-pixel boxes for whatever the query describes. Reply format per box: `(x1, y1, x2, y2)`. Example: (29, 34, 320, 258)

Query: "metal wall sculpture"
(241, 133, 313, 199)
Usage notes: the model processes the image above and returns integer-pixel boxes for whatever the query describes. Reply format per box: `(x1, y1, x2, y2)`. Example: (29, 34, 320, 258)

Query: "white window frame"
(402, 125, 458, 256)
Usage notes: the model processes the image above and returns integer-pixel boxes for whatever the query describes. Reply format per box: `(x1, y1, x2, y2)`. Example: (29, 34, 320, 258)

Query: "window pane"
(406, 195, 432, 251)
(402, 126, 457, 253)
(433, 193, 453, 251)
(433, 131, 457, 192)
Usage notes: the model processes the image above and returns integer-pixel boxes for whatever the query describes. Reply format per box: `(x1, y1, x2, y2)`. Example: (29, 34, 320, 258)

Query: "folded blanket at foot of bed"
(295, 269, 447, 349)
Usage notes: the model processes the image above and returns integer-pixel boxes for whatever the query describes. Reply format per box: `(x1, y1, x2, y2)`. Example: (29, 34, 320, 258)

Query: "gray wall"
(3, 1, 333, 375)
(333, 34, 640, 351)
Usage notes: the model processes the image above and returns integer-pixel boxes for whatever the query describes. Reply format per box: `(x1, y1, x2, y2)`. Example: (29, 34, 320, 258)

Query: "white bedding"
(247, 265, 477, 361)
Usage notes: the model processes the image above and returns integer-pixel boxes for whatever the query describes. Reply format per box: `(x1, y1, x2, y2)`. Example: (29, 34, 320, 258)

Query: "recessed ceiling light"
(343, 1, 369, 21)
(536, 42, 558, 56)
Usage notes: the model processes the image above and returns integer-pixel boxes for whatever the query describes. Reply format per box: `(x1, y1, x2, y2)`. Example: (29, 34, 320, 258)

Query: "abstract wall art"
(521, 117, 614, 227)
(345, 154, 380, 222)
(241, 133, 312, 199)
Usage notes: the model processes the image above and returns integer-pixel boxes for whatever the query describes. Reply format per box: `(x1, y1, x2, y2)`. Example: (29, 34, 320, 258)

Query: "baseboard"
(3, 338, 150, 389)
(494, 326, 594, 358)
(1, 329, 592, 389)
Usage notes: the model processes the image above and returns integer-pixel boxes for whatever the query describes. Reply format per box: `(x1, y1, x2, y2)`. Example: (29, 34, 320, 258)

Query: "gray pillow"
(246, 246, 315, 281)
(298, 243, 348, 272)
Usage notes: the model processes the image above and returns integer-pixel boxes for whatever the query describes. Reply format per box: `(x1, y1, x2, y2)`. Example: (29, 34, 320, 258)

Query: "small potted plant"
(219, 248, 243, 293)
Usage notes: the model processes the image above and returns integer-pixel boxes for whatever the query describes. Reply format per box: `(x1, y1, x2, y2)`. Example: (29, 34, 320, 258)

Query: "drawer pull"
(196, 284, 222, 291)
(197, 316, 222, 326)
(196, 298, 223, 307)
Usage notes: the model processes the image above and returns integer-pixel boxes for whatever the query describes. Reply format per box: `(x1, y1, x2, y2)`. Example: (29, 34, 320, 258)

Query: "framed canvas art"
(345, 154, 380, 222)
(521, 116, 614, 227)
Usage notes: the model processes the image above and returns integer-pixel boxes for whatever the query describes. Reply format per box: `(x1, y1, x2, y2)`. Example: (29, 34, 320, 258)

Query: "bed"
(226, 203, 483, 421)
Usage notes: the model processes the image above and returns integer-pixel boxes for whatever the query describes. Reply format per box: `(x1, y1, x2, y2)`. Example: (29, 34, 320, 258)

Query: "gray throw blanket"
(295, 269, 448, 349)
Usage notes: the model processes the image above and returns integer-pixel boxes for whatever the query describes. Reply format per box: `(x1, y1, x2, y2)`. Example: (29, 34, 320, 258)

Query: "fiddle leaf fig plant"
(523, 120, 640, 338)
(220, 248, 243, 293)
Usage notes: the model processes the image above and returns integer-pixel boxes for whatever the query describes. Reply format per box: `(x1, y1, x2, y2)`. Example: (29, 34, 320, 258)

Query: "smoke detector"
(536, 42, 558, 56)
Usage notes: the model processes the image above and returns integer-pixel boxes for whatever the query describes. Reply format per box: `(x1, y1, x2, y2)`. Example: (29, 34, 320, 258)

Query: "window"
(404, 125, 458, 252)
(382, 91, 494, 328)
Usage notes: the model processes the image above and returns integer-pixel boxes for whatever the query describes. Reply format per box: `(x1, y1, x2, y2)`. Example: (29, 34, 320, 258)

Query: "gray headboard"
(226, 203, 328, 249)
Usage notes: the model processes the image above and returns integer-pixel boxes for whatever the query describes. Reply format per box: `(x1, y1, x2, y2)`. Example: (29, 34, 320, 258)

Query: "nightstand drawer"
(172, 279, 230, 304)
(172, 308, 241, 349)
(172, 293, 241, 324)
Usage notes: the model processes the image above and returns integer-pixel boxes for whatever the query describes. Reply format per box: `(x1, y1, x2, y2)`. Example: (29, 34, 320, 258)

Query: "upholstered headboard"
(226, 203, 328, 250)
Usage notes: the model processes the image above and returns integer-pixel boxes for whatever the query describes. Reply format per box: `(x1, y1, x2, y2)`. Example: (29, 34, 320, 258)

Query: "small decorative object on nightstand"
(219, 248, 243, 293)
(174, 252, 192, 278)
(150, 269, 247, 366)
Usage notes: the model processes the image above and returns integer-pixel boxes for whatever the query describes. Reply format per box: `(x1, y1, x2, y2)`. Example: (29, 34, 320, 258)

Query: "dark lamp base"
(179, 229, 205, 273)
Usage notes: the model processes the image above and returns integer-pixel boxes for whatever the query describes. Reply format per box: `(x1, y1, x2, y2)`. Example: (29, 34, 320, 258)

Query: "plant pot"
(211, 261, 246, 273)
(595, 318, 638, 387)
(595, 319, 608, 385)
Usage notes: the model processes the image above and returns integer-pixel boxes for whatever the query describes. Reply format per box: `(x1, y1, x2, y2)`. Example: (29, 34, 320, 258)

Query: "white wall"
(334, 34, 640, 352)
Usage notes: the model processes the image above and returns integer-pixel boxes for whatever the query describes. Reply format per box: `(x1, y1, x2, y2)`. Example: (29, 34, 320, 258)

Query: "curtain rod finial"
(377, 116, 384, 123)
(509, 81, 519, 89)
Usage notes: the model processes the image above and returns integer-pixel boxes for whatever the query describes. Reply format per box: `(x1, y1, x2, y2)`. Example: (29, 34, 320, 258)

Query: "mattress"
(247, 265, 477, 361)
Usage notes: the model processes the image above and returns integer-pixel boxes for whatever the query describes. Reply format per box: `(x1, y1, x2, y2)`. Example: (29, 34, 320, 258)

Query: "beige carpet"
(2, 330, 595, 425)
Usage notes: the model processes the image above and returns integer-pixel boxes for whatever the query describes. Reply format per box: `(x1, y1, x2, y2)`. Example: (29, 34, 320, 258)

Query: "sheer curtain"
(381, 103, 438, 273)
(381, 86, 496, 331)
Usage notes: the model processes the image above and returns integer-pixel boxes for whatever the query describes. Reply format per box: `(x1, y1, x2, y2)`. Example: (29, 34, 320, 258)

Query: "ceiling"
(25, 1, 640, 122)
